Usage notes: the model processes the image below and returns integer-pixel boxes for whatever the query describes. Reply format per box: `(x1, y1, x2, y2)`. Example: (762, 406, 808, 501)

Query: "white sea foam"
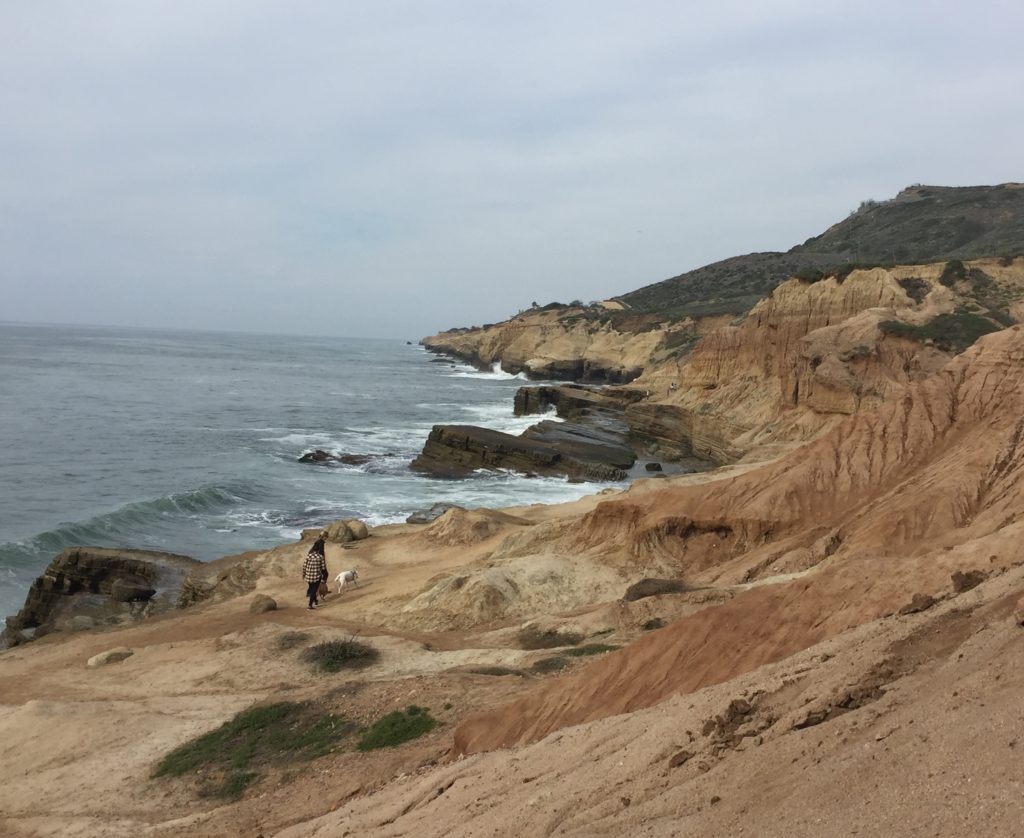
(260, 431, 337, 447)
(462, 403, 562, 435)
(449, 361, 527, 381)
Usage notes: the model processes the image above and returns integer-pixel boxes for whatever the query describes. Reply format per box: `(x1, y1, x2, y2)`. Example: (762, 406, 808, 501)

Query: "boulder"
(406, 503, 464, 524)
(298, 449, 335, 463)
(87, 647, 134, 668)
(1014, 596, 1024, 626)
(951, 570, 986, 593)
(249, 594, 277, 614)
(1, 547, 200, 648)
(325, 520, 355, 543)
(898, 593, 937, 615)
(298, 450, 374, 466)
(344, 519, 369, 540)
(644, 462, 663, 472)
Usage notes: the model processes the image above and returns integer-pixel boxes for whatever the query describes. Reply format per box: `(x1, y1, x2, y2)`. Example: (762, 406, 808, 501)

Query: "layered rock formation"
(452, 324, 1024, 754)
(422, 305, 674, 382)
(1, 547, 200, 647)
(410, 421, 635, 481)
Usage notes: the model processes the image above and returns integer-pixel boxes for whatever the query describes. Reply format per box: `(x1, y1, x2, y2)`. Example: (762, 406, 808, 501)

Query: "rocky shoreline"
(409, 376, 713, 482)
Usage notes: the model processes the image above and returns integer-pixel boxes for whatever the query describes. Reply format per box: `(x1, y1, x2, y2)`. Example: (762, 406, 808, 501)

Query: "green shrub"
(152, 702, 353, 798)
(642, 617, 665, 631)
(356, 706, 438, 751)
(939, 260, 967, 287)
(517, 625, 584, 650)
(531, 656, 569, 673)
(465, 665, 526, 677)
(897, 277, 930, 304)
(563, 643, 618, 657)
(879, 311, 1002, 353)
(275, 631, 311, 650)
(302, 638, 380, 673)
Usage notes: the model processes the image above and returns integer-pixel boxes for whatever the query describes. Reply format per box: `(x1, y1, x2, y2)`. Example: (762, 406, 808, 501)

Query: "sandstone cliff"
(2, 547, 200, 647)
(428, 259, 1024, 466)
(452, 324, 1024, 754)
(422, 305, 681, 382)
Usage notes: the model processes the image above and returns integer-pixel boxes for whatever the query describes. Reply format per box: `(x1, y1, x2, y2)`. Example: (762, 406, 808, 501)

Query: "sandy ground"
(4, 327, 1024, 837)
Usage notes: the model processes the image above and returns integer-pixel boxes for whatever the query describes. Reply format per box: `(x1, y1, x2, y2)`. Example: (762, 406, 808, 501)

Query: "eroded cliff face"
(631, 261, 1024, 462)
(421, 307, 673, 382)
(425, 260, 1024, 465)
(452, 324, 1024, 755)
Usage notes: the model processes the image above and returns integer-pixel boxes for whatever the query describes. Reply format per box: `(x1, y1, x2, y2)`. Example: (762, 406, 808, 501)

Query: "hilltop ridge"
(616, 182, 1024, 319)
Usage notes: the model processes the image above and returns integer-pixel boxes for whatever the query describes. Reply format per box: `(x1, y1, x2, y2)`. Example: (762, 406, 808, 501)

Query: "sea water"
(0, 322, 619, 624)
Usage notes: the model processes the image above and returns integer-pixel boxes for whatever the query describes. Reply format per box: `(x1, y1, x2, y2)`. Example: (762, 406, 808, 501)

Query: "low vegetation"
(531, 656, 569, 673)
(618, 185, 1024, 318)
(152, 702, 353, 799)
(302, 637, 380, 672)
(356, 705, 439, 751)
(564, 643, 618, 657)
(275, 631, 311, 650)
(879, 311, 1003, 354)
(517, 625, 585, 650)
(466, 665, 526, 677)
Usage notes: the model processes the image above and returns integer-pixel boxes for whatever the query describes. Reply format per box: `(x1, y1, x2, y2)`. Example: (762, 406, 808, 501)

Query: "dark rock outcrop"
(951, 570, 986, 593)
(2, 547, 200, 648)
(623, 578, 689, 601)
(406, 503, 465, 524)
(513, 384, 646, 418)
(898, 593, 937, 615)
(298, 450, 373, 466)
(410, 421, 635, 482)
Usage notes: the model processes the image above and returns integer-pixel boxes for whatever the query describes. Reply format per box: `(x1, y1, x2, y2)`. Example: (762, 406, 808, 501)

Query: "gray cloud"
(2, 0, 1022, 338)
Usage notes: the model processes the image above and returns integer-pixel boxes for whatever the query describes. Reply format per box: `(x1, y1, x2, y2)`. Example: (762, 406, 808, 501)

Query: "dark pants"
(306, 581, 319, 607)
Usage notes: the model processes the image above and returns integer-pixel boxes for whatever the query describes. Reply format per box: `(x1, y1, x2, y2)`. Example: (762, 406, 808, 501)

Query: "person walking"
(303, 530, 328, 610)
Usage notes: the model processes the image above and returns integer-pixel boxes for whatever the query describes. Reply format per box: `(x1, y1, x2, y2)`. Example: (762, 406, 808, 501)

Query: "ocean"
(0, 322, 618, 625)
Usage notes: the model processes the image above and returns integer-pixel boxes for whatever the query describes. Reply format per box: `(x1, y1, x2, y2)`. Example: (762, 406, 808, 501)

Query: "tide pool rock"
(87, 647, 134, 668)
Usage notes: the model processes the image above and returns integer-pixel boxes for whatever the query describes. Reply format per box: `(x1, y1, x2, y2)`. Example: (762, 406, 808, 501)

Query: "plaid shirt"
(302, 551, 327, 584)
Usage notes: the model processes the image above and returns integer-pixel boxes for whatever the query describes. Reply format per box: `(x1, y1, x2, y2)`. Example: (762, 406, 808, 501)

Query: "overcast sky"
(1, 1, 1022, 339)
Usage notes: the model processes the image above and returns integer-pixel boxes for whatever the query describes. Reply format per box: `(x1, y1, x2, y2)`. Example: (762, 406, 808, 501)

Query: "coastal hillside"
(426, 257, 1024, 463)
(618, 182, 1024, 319)
(3, 327, 1024, 836)
(5, 187, 1024, 838)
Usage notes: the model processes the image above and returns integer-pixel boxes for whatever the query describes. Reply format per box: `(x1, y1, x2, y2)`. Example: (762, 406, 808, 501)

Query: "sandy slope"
(3, 327, 1024, 837)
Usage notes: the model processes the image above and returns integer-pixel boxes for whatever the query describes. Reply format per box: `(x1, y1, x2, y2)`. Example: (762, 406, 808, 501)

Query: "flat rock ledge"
(410, 423, 634, 481)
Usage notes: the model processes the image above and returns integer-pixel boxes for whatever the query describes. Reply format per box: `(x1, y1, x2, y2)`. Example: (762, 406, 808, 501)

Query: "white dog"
(334, 569, 359, 594)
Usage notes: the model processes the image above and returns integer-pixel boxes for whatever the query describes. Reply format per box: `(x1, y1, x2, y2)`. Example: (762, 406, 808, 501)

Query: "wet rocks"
(406, 503, 464, 524)
(513, 384, 645, 418)
(298, 450, 373, 466)
(410, 422, 635, 482)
